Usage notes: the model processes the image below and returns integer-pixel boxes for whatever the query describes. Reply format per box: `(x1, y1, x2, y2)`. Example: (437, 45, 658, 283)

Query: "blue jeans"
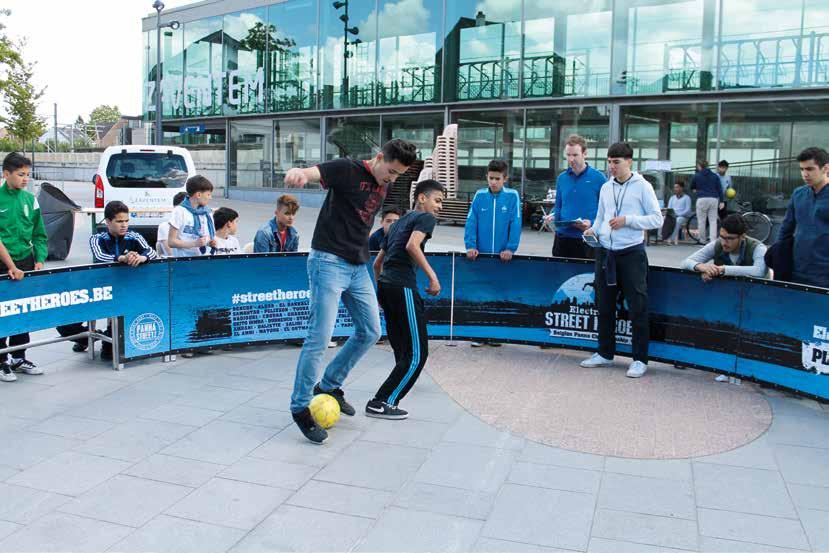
(290, 249, 381, 412)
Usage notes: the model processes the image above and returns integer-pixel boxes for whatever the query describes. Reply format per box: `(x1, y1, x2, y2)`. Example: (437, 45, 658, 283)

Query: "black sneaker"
(313, 384, 356, 416)
(1, 363, 17, 383)
(100, 349, 113, 361)
(10, 359, 43, 375)
(72, 342, 88, 353)
(365, 399, 408, 420)
(292, 408, 328, 444)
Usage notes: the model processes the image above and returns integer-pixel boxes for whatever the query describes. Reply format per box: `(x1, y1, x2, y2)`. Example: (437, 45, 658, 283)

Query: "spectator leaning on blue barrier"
(690, 159, 725, 245)
(680, 214, 768, 282)
(581, 142, 663, 379)
(546, 134, 605, 260)
(167, 175, 216, 257)
(254, 194, 300, 253)
(777, 147, 829, 288)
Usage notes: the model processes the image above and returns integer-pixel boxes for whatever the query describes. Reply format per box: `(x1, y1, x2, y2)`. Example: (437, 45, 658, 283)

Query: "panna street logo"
(802, 325, 829, 375)
(543, 273, 633, 344)
(129, 313, 165, 351)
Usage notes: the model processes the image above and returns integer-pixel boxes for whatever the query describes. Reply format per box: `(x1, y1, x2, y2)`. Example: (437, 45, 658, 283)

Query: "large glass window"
(381, 112, 444, 159)
(719, 0, 829, 89)
(523, 1, 612, 98)
(157, 26, 184, 119)
(452, 109, 523, 197)
(320, 0, 377, 109)
(445, 2, 521, 101)
(524, 107, 610, 199)
(325, 116, 381, 160)
(230, 119, 273, 188)
(268, 0, 319, 112)
(183, 17, 223, 118)
(223, 9, 268, 115)
(619, 0, 711, 95)
(274, 118, 322, 189)
(377, 0, 442, 105)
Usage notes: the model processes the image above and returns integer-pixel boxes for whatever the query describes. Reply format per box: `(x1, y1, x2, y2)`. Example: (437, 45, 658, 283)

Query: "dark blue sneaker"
(313, 384, 356, 416)
(365, 399, 408, 420)
(292, 408, 327, 444)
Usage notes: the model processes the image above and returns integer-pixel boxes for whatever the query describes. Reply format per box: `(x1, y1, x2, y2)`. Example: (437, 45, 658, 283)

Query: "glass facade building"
(143, 0, 829, 204)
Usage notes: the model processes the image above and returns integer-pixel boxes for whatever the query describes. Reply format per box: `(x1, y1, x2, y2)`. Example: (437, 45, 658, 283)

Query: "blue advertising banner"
(0, 262, 172, 360)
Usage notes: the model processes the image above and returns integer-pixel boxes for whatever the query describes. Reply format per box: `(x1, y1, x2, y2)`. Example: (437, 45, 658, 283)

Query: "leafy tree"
(89, 104, 121, 124)
(0, 9, 22, 98)
(1, 54, 46, 147)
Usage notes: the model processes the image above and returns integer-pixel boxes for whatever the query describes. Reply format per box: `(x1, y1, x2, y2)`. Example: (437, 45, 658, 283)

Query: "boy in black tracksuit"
(368, 180, 445, 419)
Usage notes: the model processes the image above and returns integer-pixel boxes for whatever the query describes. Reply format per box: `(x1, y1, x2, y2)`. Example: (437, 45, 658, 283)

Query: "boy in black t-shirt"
(284, 139, 418, 443)
(368, 180, 445, 419)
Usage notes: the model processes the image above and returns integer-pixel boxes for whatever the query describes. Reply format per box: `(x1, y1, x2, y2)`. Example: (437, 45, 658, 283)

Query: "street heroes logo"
(802, 325, 829, 375)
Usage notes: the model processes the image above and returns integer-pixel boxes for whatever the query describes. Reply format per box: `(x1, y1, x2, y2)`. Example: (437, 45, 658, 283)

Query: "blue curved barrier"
(0, 252, 827, 400)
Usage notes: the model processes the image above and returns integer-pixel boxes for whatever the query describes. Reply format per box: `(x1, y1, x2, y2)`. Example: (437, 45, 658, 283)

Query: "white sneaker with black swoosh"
(365, 399, 408, 420)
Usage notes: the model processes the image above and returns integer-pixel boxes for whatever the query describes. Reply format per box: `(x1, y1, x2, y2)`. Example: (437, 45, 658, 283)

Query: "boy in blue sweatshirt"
(463, 159, 522, 347)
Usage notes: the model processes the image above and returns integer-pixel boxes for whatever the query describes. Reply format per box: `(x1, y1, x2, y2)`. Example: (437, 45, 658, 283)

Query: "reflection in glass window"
(445, 1, 522, 101)
(377, 0, 442, 105)
(453, 110, 523, 196)
(183, 17, 223, 117)
(223, 9, 268, 115)
(381, 113, 444, 159)
(229, 120, 273, 188)
(268, 0, 319, 112)
(719, 0, 829, 89)
(326, 116, 381, 160)
(274, 119, 322, 189)
(624, 0, 705, 94)
(523, 1, 612, 98)
(321, 1, 377, 109)
(152, 26, 184, 119)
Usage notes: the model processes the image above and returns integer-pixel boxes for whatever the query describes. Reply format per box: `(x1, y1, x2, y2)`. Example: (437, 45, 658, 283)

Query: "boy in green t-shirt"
(0, 152, 47, 381)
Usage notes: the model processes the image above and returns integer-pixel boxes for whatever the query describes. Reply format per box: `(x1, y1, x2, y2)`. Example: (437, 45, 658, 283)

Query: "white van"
(93, 145, 196, 241)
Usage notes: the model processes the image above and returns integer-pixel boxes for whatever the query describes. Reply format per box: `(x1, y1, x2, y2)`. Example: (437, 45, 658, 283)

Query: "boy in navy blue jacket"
(369, 180, 444, 419)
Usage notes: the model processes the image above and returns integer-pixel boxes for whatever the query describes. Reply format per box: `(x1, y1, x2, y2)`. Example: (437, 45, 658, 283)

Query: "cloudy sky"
(2, 0, 195, 123)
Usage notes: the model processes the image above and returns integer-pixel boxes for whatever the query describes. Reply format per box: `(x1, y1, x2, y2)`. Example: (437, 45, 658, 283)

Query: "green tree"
(1, 55, 46, 147)
(89, 104, 121, 125)
(0, 9, 22, 98)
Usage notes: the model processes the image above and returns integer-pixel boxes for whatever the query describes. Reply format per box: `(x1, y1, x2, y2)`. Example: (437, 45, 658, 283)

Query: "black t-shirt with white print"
(313, 158, 388, 265)
(378, 210, 437, 289)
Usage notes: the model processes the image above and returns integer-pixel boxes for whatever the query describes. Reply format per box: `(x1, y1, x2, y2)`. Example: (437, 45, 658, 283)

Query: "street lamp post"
(152, 1, 179, 145)
(332, 1, 359, 107)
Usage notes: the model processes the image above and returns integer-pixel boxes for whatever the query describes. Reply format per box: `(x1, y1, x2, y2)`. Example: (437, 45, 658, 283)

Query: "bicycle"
(684, 201, 773, 244)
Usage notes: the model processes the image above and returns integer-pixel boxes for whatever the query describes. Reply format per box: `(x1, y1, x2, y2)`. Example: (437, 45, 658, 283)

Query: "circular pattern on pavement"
(426, 342, 772, 459)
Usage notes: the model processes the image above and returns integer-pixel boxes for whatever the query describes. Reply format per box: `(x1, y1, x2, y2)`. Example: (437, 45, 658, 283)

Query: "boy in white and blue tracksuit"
(464, 159, 522, 262)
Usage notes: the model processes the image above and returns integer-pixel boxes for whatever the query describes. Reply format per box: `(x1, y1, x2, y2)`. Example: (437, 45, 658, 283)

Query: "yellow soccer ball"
(726, 188, 737, 199)
(309, 393, 341, 429)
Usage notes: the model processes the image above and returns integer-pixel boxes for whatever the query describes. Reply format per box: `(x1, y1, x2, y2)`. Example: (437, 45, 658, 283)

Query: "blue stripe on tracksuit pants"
(374, 282, 429, 406)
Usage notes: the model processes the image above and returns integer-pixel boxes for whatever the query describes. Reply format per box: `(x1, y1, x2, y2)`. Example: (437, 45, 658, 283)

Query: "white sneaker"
(714, 374, 729, 382)
(1, 363, 17, 382)
(626, 360, 648, 378)
(471, 341, 485, 348)
(10, 359, 43, 375)
(327, 341, 337, 348)
(580, 353, 614, 368)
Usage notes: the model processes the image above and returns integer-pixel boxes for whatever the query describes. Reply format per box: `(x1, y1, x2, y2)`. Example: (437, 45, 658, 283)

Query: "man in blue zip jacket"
(690, 159, 724, 244)
(464, 159, 522, 347)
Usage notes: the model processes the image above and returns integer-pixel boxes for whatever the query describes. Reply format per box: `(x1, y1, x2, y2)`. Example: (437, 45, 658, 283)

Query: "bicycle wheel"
(743, 212, 772, 243)
(685, 215, 704, 245)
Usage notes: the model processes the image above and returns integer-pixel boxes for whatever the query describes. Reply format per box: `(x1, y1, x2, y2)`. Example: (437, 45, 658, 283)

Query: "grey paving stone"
(415, 442, 517, 493)
(0, 483, 71, 524)
(106, 515, 246, 553)
(207, 374, 278, 393)
(75, 419, 197, 463)
(166, 477, 291, 530)
(473, 537, 576, 553)
(0, 522, 20, 543)
(7, 451, 131, 496)
(788, 483, 829, 512)
(0, 429, 79, 469)
(519, 441, 605, 471)
(229, 505, 374, 553)
(123, 454, 225, 488)
(442, 412, 526, 450)
(250, 426, 362, 467)
(699, 536, 804, 552)
(219, 405, 294, 429)
(604, 457, 692, 481)
(509, 461, 601, 495)
(767, 414, 829, 449)
(27, 415, 115, 441)
(175, 386, 259, 412)
(482, 484, 594, 550)
(359, 418, 450, 449)
(60, 475, 191, 527)
(698, 508, 809, 551)
(140, 404, 224, 427)
(800, 508, 829, 552)
(355, 507, 483, 553)
(67, 388, 178, 423)
(286, 480, 394, 519)
(0, 466, 19, 482)
(599, 472, 695, 520)
(393, 482, 496, 520)
(160, 420, 277, 465)
(693, 463, 796, 518)
(219, 456, 318, 490)
(766, 396, 827, 418)
(0, 512, 132, 553)
(127, 373, 207, 395)
(243, 385, 292, 411)
(774, 445, 829, 487)
(315, 440, 429, 492)
(694, 436, 779, 471)
(399, 390, 464, 423)
(588, 537, 695, 553)
(591, 509, 698, 551)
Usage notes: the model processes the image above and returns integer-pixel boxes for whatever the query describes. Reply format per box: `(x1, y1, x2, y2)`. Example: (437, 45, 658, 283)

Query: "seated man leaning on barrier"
(680, 214, 769, 282)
